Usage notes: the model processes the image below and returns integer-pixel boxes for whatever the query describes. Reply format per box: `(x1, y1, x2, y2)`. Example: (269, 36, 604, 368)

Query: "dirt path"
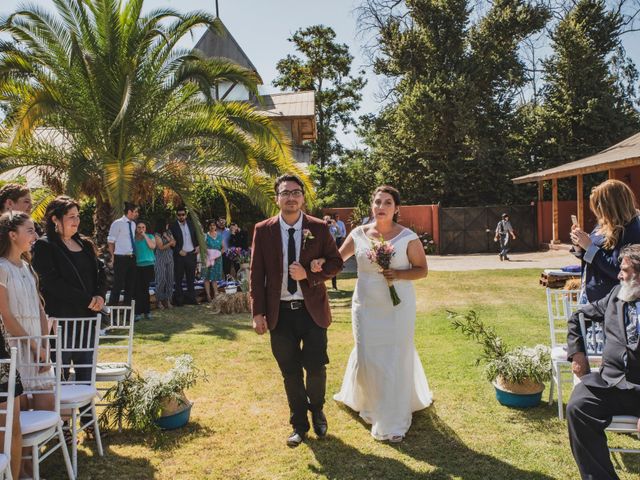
(341, 249, 579, 273)
(427, 249, 579, 271)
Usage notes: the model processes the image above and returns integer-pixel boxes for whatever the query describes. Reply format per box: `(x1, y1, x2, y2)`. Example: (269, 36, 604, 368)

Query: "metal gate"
(439, 205, 537, 255)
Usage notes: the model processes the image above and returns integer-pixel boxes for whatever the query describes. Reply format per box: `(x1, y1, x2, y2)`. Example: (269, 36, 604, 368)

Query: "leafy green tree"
(357, 0, 548, 206)
(310, 146, 380, 209)
(0, 0, 309, 245)
(526, 0, 640, 172)
(273, 25, 366, 185)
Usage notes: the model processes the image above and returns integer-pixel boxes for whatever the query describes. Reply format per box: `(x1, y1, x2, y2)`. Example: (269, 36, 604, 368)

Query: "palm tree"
(0, 0, 310, 244)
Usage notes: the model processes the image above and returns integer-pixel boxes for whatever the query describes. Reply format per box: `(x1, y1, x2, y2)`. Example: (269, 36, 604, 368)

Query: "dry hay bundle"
(212, 292, 251, 314)
(564, 278, 582, 291)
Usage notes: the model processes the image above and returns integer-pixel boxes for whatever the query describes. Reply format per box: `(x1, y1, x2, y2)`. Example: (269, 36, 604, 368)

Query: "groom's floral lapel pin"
(302, 228, 314, 249)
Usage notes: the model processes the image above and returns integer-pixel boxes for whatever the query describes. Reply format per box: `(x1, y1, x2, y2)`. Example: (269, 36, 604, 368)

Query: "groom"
(250, 173, 343, 447)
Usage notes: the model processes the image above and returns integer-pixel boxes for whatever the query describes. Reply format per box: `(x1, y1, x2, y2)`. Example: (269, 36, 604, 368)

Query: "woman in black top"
(32, 196, 107, 436)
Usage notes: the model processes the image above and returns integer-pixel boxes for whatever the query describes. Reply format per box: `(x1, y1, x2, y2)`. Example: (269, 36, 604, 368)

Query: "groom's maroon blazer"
(250, 213, 343, 330)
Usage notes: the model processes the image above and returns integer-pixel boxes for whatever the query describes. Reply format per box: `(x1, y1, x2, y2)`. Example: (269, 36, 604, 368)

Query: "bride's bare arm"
(339, 234, 355, 262)
(383, 238, 428, 281)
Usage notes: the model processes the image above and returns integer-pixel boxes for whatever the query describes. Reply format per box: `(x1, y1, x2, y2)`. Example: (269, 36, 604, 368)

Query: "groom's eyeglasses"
(277, 189, 304, 198)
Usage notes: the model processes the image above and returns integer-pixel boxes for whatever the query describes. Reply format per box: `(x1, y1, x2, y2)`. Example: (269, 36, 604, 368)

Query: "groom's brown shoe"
(312, 410, 328, 438)
(286, 430, 305, 447)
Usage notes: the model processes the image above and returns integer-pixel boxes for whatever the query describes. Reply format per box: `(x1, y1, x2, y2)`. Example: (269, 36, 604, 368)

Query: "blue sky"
(2, 0, 640, 147)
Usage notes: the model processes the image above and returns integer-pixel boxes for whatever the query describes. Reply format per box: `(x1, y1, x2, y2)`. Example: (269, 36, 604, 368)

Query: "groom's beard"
(618, 276, 640, 302)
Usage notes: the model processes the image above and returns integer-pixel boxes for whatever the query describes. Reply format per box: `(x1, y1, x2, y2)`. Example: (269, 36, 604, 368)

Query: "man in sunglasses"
(250, 173, 343, 447)
(169, 206, 200, 306)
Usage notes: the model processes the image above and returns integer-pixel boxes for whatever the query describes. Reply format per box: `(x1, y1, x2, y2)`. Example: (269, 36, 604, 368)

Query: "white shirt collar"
(279, 212, 303, 232)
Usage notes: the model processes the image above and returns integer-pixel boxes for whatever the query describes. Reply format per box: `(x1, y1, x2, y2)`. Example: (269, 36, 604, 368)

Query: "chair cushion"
(610, 415, 639, 428)
(96, 362, 128, 378)
(20, 410, 59, 435)
(60, 384, 97, 405)
(552, 345, 569, 361)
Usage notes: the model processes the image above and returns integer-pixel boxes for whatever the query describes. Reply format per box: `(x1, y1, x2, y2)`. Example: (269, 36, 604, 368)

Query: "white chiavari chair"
(0, 347, 17, 480)
(56, 316, 102, 477)
(14, 328, 74, 480)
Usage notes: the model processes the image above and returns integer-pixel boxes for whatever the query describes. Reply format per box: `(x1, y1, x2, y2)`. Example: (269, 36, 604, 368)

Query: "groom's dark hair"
(274, 174, 305, 195)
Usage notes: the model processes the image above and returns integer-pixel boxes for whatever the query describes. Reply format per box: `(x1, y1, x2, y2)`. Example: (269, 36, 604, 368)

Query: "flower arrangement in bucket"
(226, 247, 251, 266)
(449, 310, 551, 407)
(102, 354, 206, 432)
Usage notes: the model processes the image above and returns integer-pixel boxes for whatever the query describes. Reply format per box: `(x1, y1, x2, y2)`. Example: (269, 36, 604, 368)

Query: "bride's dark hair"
(371, 185, 401, 222)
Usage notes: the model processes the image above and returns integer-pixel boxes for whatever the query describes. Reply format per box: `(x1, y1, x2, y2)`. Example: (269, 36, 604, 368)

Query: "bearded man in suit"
(250, 173, 343, 447)
(567, 243, 640, 479)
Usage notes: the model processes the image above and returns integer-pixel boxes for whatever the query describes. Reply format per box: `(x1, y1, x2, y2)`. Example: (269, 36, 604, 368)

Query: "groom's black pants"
(567, 379, 640, 480)
(270, 302, 329, 433)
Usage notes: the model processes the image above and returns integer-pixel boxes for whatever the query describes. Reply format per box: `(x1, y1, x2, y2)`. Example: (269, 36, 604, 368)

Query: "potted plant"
(102, 354, 206, 432)
(449, 310, 552, 408)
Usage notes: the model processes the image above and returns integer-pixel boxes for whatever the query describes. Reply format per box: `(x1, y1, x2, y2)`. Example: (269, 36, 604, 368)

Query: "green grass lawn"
(45, 269, 640, 479)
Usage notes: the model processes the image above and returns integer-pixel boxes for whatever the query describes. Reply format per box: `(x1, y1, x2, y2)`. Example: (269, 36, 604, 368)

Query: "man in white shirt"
(107, 202, 139, 306)
(169, 206, 200, 306)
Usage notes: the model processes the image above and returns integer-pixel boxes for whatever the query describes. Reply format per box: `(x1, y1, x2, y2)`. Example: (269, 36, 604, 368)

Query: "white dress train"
(334, 226, 432, 440)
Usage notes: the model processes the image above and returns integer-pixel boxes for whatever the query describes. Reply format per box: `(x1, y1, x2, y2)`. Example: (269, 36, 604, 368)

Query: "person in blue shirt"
(133, 220, 156, 320)
(570, 179, 640, 304)
(216, 217, 232, 276)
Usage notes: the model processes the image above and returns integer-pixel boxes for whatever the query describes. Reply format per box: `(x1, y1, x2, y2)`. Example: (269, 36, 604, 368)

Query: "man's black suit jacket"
(568, 284, 640, 390)
(169, 220, 199, 255)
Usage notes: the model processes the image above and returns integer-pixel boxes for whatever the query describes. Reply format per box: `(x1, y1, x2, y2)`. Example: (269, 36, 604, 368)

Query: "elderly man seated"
(567, 244, 640, 480)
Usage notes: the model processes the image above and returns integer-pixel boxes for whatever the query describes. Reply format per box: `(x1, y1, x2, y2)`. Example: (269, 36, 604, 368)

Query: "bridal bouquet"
(366, 239, 401, 306)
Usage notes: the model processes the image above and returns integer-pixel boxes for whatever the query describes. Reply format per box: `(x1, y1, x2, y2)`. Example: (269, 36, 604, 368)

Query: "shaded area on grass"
(43, 438, 158, 479)
(102, 420, 216, 451)
(135, 305, 252, 342)
(319, 405, 555, 480)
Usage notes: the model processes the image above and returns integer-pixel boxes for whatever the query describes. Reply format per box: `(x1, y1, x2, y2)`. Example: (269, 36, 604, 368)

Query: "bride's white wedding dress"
(334, 226, 433, 440)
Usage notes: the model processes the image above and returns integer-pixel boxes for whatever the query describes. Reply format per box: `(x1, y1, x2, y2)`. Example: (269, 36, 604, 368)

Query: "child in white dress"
(0, 211, 54, 412)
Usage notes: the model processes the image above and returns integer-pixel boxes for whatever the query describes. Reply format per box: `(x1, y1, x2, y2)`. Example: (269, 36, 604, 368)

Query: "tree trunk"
(94, 195, 113, 252)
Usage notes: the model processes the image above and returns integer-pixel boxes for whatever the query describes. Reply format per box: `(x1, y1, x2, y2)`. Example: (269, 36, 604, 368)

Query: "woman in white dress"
(0, 211, 54, 411)
(321, 186, 432, 442)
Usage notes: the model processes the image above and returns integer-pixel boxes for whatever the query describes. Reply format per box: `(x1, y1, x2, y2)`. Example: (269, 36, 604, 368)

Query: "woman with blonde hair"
(570, 179, 640, 303)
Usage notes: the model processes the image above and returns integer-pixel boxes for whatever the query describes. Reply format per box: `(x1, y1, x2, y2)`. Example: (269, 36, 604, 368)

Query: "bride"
(315, 185, 432, 442)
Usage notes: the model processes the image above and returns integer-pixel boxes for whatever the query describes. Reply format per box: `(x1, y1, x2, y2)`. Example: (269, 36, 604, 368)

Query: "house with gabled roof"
(194, 19, 316, 165)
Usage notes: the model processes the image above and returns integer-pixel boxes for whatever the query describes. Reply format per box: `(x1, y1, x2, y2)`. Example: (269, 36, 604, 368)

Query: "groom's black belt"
(280, 300, 305, 311)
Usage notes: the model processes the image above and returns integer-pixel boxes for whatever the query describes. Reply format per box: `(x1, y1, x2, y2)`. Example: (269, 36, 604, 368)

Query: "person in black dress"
(32, 196, 107, 437)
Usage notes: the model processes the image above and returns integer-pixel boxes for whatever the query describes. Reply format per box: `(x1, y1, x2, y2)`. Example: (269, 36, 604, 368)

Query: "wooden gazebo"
(512, 132, 640, 244)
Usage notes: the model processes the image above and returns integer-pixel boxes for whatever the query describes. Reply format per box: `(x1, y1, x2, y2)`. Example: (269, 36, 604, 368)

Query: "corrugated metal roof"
(257, 91, 315, 118)
(194, 19, 263, 84)
(0, 167, 44, 188)
(513, 131, 640, 184)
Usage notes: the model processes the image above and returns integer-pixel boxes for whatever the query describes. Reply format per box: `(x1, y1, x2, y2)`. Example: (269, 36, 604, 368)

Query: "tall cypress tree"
(530, 0, 640, 170)
(360, 0, 548, 206)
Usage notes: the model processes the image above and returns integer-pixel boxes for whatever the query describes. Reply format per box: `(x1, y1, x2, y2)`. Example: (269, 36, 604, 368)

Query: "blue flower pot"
(493, 383, 543, 408)
(154, 402, 193, 430)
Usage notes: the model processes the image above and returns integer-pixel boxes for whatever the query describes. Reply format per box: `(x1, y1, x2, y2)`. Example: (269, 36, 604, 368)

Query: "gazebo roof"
(193, 19, 263, 84)
(512, 131, 640, 184)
